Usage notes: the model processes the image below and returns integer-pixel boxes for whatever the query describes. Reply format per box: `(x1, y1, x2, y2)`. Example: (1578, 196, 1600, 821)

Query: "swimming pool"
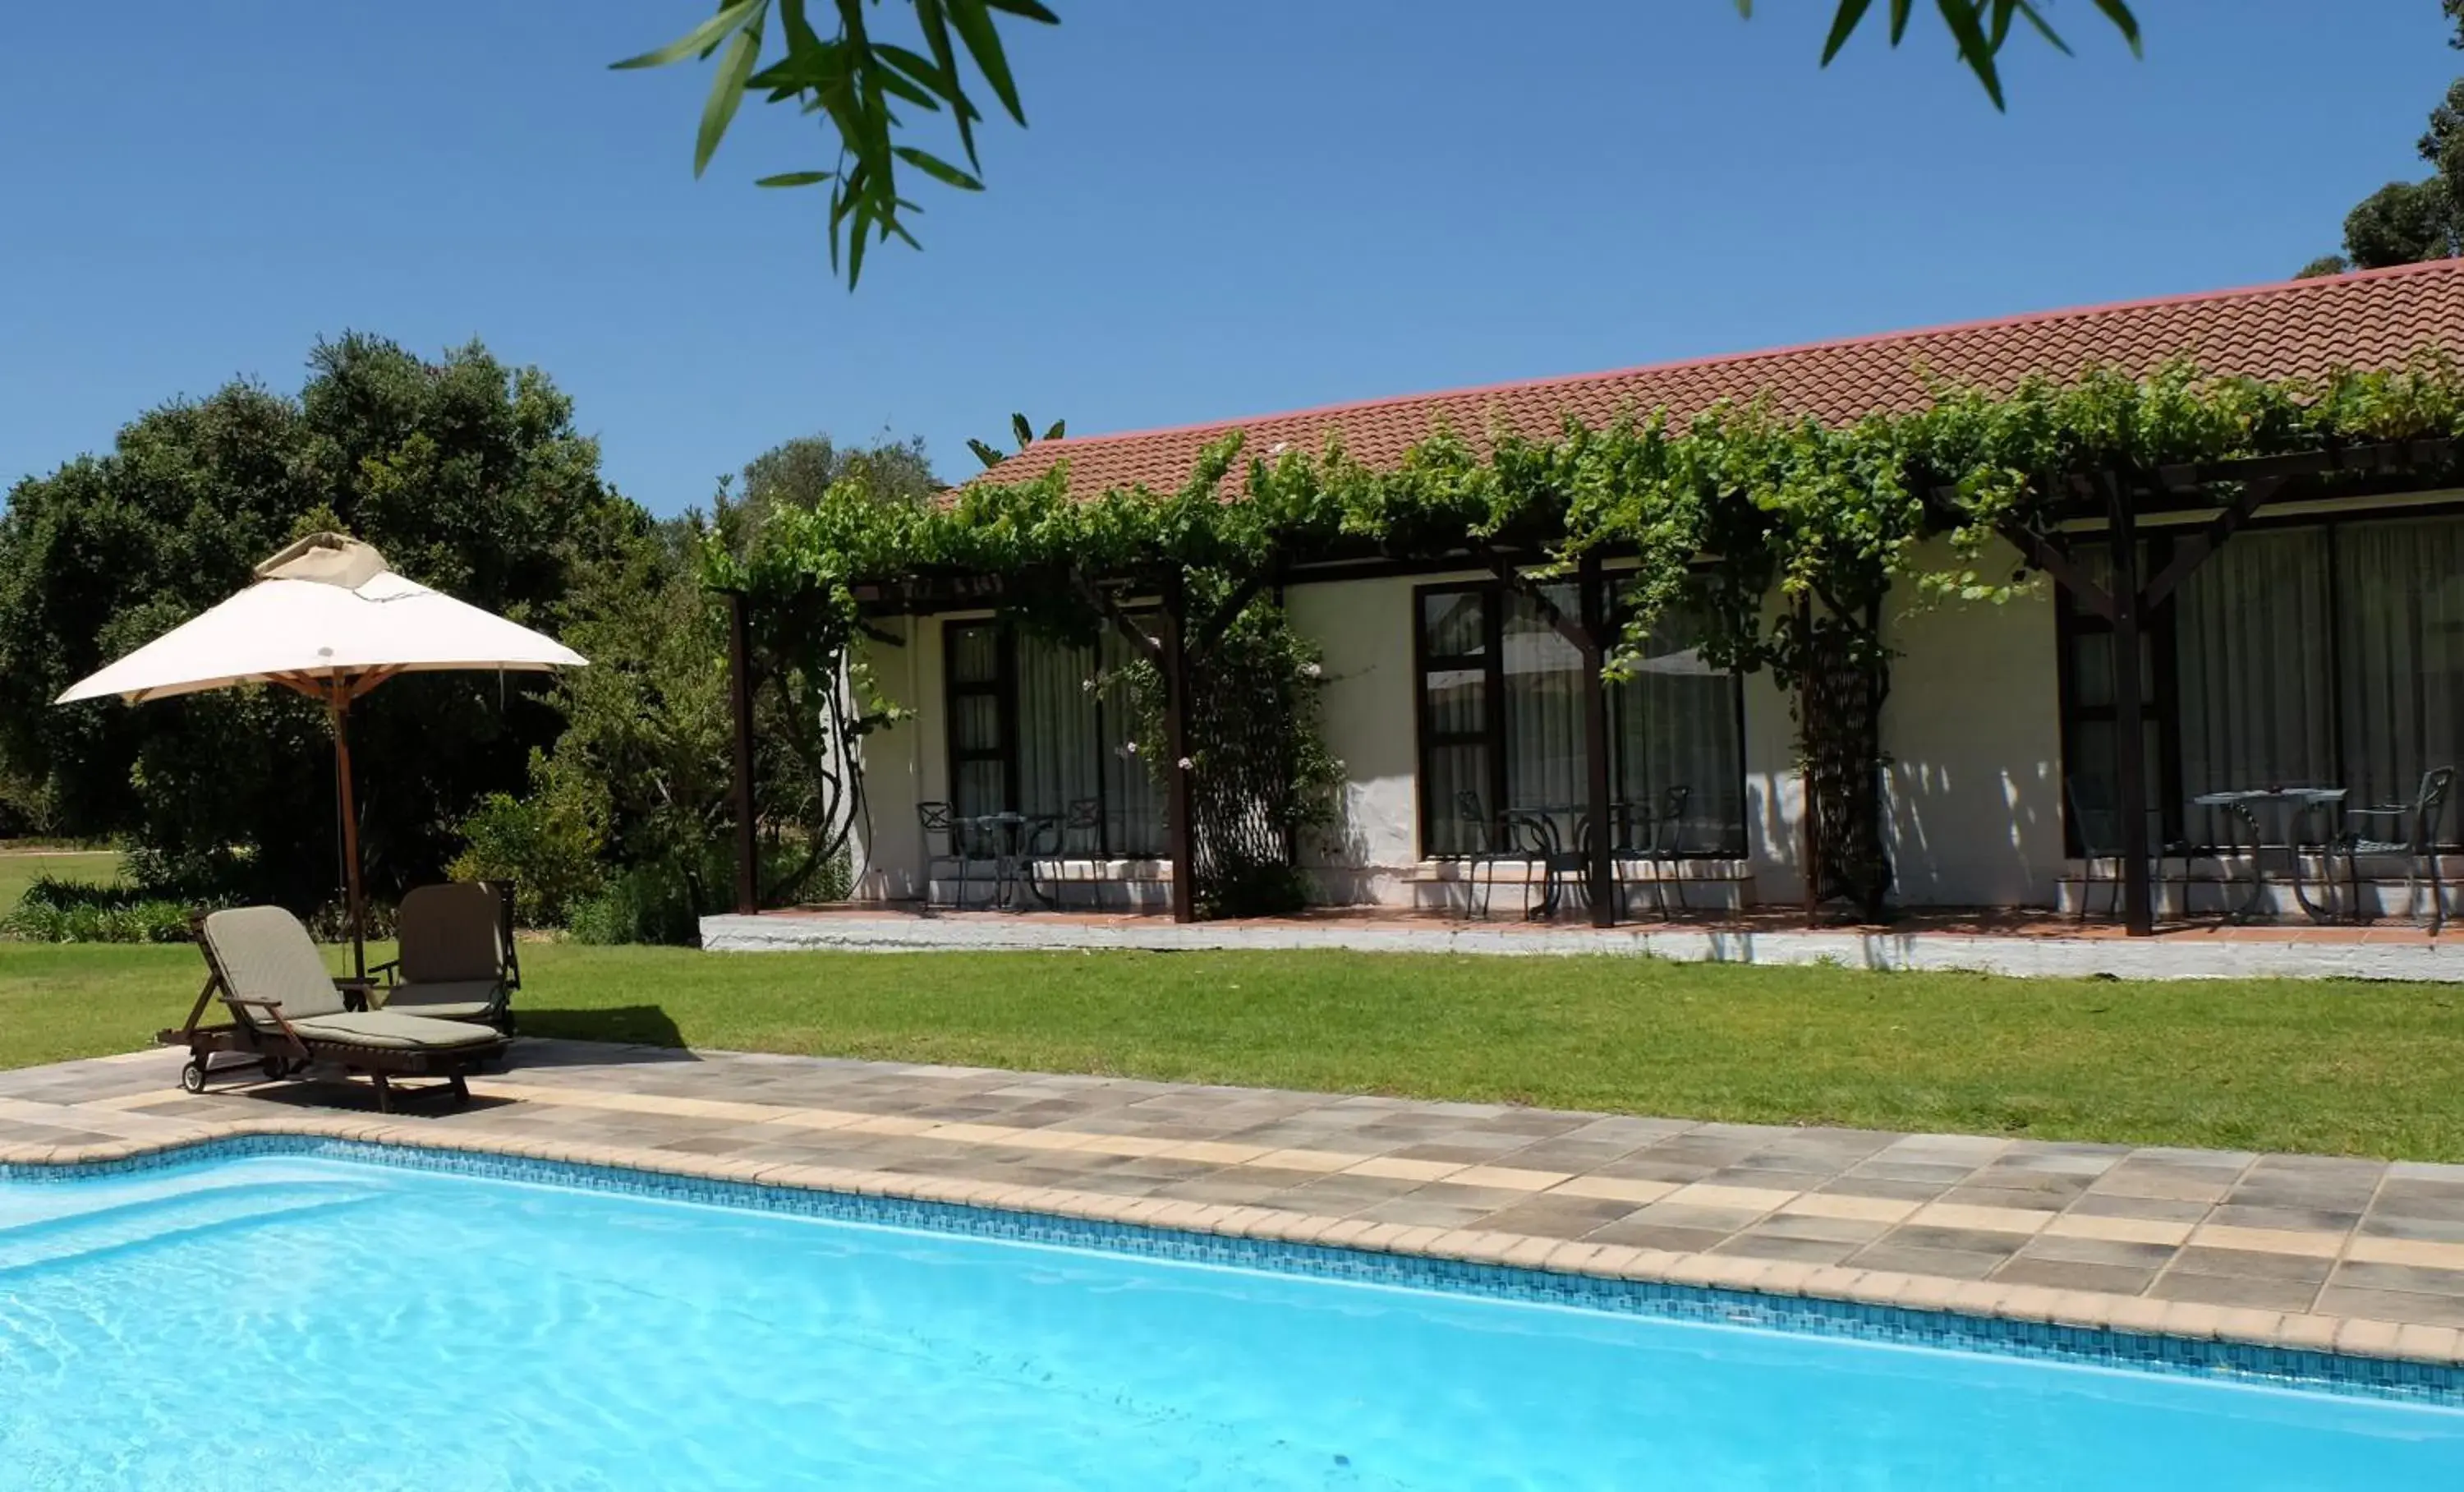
(1, 1149, 2459, 1490)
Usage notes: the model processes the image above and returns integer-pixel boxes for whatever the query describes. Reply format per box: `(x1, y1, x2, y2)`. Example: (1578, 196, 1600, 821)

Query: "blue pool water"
(1, 1154, 2461, 1489)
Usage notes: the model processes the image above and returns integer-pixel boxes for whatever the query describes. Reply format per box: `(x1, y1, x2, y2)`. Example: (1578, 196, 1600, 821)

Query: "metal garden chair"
(1616, 785, 1694, 919)
(2066, 778, 2192, 923)
(2338, 765, 2455, 932)
(918, 800, 999, 910)
(1452, 789, 1537, 919)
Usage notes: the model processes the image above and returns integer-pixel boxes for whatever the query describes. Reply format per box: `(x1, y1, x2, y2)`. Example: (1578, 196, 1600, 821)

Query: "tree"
(0, 336, 641, 911)
(457, 432, 935, 937)
(2299, 4, 2464, 275)
(708, 431, 937, 558)
(624, 1, 2140, 288)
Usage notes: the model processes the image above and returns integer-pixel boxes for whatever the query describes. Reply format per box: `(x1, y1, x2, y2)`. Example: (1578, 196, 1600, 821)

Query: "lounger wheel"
(261, 1056, 295, 1080)
(179, 1060, 207, 1094)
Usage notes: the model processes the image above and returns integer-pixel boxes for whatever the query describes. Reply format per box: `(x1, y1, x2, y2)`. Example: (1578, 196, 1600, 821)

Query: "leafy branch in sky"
(624, 2, 2140, 288)
(968, 412, 1065, 471)
(614, 0, 1058, 287)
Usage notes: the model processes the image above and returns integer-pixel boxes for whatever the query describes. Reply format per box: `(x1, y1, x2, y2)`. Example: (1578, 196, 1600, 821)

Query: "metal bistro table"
(957, 811, 1053, 912)
(2190, 787, 2347, 924)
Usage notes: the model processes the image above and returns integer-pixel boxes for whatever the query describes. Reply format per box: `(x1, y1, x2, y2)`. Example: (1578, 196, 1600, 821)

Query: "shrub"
(567, 839, 838, 946)
(568, 863, 703, 946)
(3, 875, 199, 943)
(447, 780, 605, 928)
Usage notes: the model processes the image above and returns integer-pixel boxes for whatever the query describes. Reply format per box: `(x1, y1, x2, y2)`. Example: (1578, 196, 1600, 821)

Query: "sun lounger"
(159, 906, 506, 1111)
(370, 881, 520, 1032)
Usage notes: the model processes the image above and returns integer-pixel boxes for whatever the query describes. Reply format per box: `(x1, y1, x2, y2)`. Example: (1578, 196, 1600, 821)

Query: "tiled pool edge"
(7, 1120, 2462, 1406)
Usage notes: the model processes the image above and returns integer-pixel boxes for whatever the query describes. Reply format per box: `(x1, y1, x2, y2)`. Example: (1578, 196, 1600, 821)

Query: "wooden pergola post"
(1478, 546, 1618, 926)
(1578, 553, 1616, 928)
(1160, 570, 1197, 923)
(1797, 598, 1822, 927)
(2103, 475, 2157, 937)
(725, 590, 760, 917)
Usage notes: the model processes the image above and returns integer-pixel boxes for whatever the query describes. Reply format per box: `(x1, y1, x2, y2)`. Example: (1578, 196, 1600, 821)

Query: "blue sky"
(2, 2, 2457, 514)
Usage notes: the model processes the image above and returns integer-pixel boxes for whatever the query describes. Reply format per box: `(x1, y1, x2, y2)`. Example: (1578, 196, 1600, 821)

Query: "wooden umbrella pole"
(329, 680, 366, 980)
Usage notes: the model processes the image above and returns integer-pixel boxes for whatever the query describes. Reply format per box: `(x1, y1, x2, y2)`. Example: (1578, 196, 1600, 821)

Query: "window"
(2058, 512, 2464, 849)
(943, 621, 1164, 857)
(1414, 578, 1746, 859)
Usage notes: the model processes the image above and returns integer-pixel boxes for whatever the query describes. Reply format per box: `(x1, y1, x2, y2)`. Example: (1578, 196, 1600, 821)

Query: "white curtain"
(1501, 587, 1587, 829)
(1016, 634, 1098, 829)
(2338, 516, 2464, 816)
(1612, 601, 1745, 854)
(998, 628, 1165, 858)
(2176, 528, 2334, 799)
(1496, 585, 1745, 854)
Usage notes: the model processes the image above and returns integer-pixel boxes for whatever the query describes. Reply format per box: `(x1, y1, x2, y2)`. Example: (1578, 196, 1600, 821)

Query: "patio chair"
(1452, 790, 1536, 918)
(919, 800, 998, 909)
(2066, 779, 2190, 922)
(161, 906, 505, 1111)
(1616, 785, 1694, 919)
(370, 881, 518, 1032)
(2338, 765, 2456, 933)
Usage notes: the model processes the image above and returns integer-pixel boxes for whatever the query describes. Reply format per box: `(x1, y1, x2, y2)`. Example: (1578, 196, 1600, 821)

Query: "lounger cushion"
(378, 980, 502, 1023)
(398, 884, 508, 984)
(200, 907, 348, 1020)
(287, 1011, 501, 1050)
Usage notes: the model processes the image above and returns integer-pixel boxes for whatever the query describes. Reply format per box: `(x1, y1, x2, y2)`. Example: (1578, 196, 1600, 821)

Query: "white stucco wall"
(847, 614, 935, 901)
(1739, 663, 1804, 907)
(1284, 573, 1432, 901)
(1878, 539, 2066, 909)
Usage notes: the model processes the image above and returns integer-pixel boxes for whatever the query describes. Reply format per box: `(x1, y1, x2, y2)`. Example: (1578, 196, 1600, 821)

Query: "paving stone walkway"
(6, 1042, 2464, 1356)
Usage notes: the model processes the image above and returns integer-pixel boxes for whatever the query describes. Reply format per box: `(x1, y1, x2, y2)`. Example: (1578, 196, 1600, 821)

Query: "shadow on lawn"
(513, 1006, 690, 1052)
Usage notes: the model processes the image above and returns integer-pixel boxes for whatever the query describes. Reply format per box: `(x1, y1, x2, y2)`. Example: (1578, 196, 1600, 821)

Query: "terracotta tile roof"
(973, 260, 2464, 499)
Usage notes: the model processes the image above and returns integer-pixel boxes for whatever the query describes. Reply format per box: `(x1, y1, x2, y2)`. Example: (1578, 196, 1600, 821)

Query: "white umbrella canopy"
(53, 533, 587, 974)
(57, 535, 585, 704)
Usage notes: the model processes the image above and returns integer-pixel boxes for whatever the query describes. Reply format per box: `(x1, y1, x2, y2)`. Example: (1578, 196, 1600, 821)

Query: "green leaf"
(755, 171, 834, 187)
(1041, 419, 1067, 441)
(871, 67, 945, 113)
(968, 438, 1006, 470)
(1887, 0, 1913, 43)
(945, 0, 1029, 124)
(611, 0, 763, 70)
(694, 21, 767, 177)
(893, 145, 984, 190)
(914, 0, 981, 168)
(981, 0, 1061, 22)
(1011, 412, 1034, 448)
(1820, 0, 1873, 64)
(876, 43, 968, 111)
(2091, 0, 2143, 56)
(1935, 0, 2005, 110)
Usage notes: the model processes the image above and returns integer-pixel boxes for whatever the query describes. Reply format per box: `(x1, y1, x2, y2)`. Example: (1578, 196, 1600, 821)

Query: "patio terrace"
(701, 902, 2458, 981)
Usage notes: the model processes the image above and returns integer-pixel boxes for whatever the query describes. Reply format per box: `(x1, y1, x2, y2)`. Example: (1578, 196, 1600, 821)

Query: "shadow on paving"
(509, 1007, 691, 1053)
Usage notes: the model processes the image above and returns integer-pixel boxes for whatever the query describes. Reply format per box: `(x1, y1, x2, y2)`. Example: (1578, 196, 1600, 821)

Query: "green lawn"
(5, 937, 2463, 1162)
(0, 849, 121, 910)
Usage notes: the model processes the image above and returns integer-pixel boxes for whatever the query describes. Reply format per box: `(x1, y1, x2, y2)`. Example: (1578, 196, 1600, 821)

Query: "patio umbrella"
(55, 532, 587, 977)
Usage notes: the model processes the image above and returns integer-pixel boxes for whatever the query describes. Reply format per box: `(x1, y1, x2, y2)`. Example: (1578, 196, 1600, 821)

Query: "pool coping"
(5, 1114, 2462, 1392)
